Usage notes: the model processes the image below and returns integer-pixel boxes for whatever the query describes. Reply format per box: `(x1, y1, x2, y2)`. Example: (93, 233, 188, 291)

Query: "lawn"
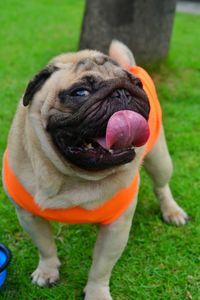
(0, 1, 200, 300)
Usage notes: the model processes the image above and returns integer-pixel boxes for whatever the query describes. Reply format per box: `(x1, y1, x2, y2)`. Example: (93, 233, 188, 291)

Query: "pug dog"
(2, 40, 188, 300)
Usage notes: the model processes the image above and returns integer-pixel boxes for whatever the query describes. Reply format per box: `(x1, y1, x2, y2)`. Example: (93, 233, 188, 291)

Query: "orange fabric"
(3, 149, 139, 224)
(129, 66, 162, 156)
(3, 66, 161, 224)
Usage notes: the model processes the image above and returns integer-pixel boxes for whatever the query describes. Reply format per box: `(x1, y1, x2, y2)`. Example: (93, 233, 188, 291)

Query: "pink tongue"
(97, 110, 150, 149)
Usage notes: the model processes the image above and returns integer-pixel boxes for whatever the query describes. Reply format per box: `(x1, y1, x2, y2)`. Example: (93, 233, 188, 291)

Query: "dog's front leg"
(84, 198, 138, 300)
(144, 126, 188, 225)
(16, 206, 60, 286)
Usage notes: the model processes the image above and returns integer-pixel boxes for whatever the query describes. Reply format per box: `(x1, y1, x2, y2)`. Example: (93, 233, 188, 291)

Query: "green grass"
(0, 2, 200, 299)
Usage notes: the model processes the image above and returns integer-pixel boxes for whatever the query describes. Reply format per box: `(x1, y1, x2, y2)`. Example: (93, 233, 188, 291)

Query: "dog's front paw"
(84, 283, 112, 300)
(31, 257, 61, 287)
(161, 203, 189, 226)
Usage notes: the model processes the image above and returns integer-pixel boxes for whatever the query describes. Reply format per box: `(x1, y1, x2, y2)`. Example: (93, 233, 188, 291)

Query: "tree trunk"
(79, 0, 177, 64)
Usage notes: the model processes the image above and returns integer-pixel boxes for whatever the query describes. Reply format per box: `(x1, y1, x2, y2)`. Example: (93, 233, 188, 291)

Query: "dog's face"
(23, 48, 150, 174)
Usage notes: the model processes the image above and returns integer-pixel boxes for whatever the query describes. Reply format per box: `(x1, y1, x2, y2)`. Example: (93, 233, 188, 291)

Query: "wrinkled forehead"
(66, 56, 126, 84)
(74, 54, 117, 72)
(48, 51, 130, 93)
(74, 54, 127, 78)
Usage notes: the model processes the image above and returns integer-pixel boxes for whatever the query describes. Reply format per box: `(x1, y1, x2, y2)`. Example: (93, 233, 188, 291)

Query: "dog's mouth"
(56, 138, 135, 171)
(47, 76, 150, 171)
(52, 110, 149, 171)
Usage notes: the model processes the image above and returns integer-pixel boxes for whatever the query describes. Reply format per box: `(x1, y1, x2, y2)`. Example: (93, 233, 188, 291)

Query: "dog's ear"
(23, 65, 59, 106)
(109, 40, 136, 69)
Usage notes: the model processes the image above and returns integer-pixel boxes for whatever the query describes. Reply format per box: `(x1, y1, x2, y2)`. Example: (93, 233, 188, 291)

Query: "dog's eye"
(71, 88, 90, 97)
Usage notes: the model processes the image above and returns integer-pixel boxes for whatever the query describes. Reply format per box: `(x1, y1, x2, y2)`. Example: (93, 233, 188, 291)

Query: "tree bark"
(79, 0, 177, 64)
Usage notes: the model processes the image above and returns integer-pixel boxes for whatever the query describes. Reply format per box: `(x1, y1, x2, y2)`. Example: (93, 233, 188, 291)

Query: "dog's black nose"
(110, 89, 131, 99)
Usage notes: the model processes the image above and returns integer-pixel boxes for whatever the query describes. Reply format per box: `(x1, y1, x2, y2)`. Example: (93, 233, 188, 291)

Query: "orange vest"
(3, 66, 162, 224)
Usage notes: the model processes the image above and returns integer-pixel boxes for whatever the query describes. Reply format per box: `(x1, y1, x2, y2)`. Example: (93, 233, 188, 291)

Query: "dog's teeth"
(84, 143, 93, 150)
(86, 143, 93, 149)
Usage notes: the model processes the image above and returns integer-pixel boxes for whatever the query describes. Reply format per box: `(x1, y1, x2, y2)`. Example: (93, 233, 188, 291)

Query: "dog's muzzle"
(47, 77, 150, 171)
